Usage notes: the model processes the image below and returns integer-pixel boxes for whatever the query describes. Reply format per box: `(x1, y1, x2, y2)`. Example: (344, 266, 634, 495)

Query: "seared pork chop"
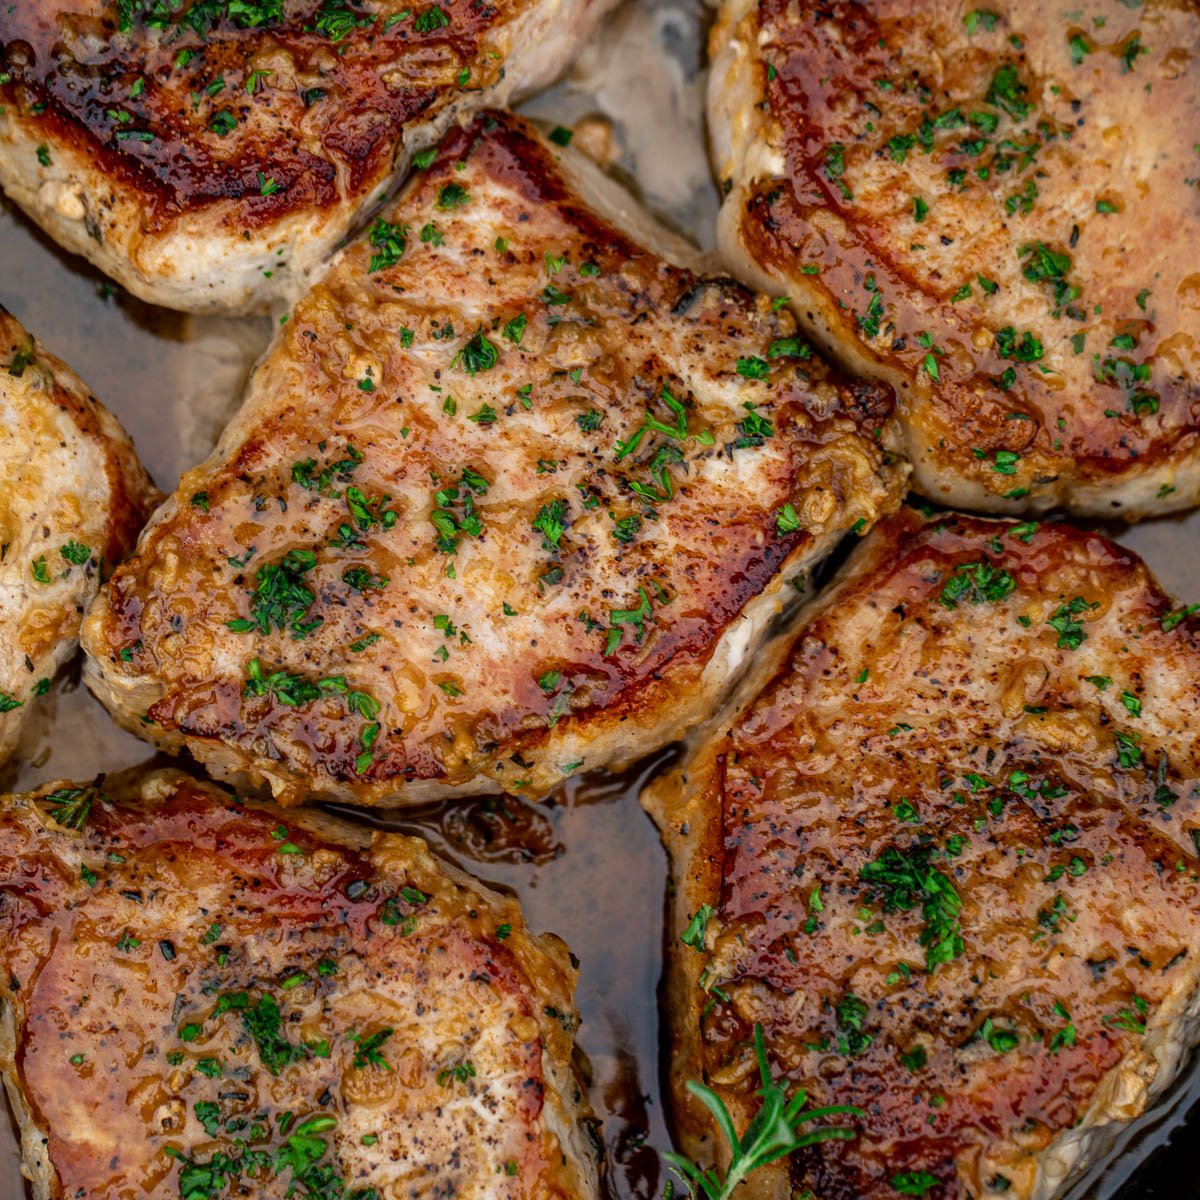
(81, 111, 906, 808)
(0, 0, 616, 313)
(708, 0, 1200, 518)
(644, 509, 1200, 1199)
(0, 307, 155, 768)
(0, 768, 598, 1199)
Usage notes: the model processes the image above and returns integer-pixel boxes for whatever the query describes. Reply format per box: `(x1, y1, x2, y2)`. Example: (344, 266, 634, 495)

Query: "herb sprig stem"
(664, 1024, 861, 1200)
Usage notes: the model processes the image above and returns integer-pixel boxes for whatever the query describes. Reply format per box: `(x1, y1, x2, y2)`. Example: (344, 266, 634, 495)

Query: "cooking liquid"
(1, 2, 1199, 1197)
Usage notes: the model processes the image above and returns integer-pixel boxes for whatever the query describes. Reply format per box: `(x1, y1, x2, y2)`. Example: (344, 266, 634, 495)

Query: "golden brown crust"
(81, 110, 906, 808)
(709, 0, 1200, 519)
(0, 0, 615, 311)
(0, 768, 598, 1199)
(0, 307, 158, 766)
(645, 509, 1200, 1200)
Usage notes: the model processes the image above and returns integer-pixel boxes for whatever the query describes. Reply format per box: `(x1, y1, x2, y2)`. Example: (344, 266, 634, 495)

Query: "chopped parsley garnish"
(431, 467, 489, 555)
(342, 566, 388, 592)
(775, 503, 801, 535)
(860, 844, 964, 972)
(1048, 1001, 1076, 1052)
(891, 1172, 941, 1196)
(1120, 32, 1147, 73)
(835, 993, 873, 1056)
(235, 992, 305, 1074)
(351, 1028, 394, 1071)
(736, 356, 769, 380)
(681, 904, 713, 952)
(413, 4, 449, 32)
(366, 218, 408, 273)
(937, 560, 1016, 609)
(964, 10, 999, 35)
(995, 326, 1043, 363)
(312, 0, 373, 40)
(532, 498, 568, 553)
(502, 313, 527, 345)
(979, 1017, 1019, 1053)
(436, 181, 469, 209)
(1046, 596, 1097, 650)
(603, 586, 654, 656)
(227, 549, 322, 640)
(985, 63, 1031, 121)
(436, 1061, 477, 1086)
(1162, 604, 1200, 632)
(1114, 731, 1142, 769)
(824, 142, 853, 200)
(208, 109, 237, 137)
(735, 402, 774, 448)
(610, 513, 641, 544)
(767, 336, 810, 360)
(454, 328, 498, 375)
(1019, 242, 1079, 312)
(1105, 995, 1149, 1036)
(857, 274, 885, 338)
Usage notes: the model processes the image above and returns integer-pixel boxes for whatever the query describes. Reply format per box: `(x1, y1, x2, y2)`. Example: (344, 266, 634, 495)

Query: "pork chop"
(80, 110, 907, 808)
(0, 767, 598, 1199)
(708, 0, 1200, 519)
(0, 306, 155, 768)
(644, 508, 1200, 1200)
(0, 0, 616, 313)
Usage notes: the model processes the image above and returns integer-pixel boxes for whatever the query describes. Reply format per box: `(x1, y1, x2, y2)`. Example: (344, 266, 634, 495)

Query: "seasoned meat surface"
(81, 111, 906, 808)
(0, 769, 598, 1200)
(0, 0, 615, 312)
(645, 509, 1200, 1200)
(709, 0, 1200, 518)
(0, 307, 156, 768)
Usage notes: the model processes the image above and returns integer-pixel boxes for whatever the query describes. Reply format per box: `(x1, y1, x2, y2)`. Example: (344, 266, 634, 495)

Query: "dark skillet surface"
(0, 1, 1198, 1193)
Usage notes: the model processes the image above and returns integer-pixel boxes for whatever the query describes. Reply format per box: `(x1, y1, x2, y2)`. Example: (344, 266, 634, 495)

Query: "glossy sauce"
(0, 1, 1199, 1196)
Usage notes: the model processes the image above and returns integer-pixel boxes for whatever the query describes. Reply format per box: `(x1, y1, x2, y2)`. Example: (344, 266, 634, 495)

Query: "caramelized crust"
(709, 0, 1200, 518)
(0, 0, 614, 311)
(0, 769, 598, 1199)
(645, 509, 1200, 1200)
(81, 111, 906, 807)
(0, 307, 156, 767)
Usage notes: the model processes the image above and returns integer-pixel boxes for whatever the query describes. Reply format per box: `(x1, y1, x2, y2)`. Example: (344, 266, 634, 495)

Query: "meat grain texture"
(0, 308, 156, 769)
(709, 0, 1200, 518)
(0, 0, 617, 313)
(0, 769, 598, 1199)
(645, 509, 1200, 1200)
(82, 111, 907, 808)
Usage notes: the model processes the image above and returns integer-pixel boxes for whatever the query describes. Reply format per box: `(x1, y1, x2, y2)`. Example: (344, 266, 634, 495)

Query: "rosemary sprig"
(42, 783, 103, 830)
(664, 1024, 862, 1199)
